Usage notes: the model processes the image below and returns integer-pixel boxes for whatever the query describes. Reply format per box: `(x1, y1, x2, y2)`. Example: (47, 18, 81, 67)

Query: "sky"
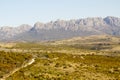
(0, 0, 120, 27)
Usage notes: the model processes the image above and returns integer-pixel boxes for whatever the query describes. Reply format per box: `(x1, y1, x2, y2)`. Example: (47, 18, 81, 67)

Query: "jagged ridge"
(0, 16, 120, 41)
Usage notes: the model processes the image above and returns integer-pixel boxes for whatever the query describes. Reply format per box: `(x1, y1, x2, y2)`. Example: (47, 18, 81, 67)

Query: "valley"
(0, 0, 120, 80)
(0, 35, 120, 80)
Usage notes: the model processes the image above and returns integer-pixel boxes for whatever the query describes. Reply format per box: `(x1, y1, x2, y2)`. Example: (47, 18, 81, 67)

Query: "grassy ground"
(6, 52, 120, 80)
(0, 35, 120, 80)
(0, 51, 32, 78)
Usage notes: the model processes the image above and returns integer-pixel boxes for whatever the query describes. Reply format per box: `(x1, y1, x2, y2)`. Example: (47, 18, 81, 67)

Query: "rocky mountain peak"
(104, 16, 120, 26)
(17, 24, 32, 31)
(0, 16, 120, 41)
(33, 22, 45, 29)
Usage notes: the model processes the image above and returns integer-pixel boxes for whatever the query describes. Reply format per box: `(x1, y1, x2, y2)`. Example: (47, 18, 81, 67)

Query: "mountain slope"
(0, 16, 120, 41)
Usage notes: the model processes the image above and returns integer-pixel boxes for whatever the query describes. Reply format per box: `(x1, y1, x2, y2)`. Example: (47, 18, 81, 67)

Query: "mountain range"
(0, 16, 120, 42)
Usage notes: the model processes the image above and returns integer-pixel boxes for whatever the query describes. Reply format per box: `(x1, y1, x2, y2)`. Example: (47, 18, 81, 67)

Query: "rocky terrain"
(0, 16, 120, 41)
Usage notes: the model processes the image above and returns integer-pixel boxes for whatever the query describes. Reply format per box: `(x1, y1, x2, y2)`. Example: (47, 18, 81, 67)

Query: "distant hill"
(0, 16, 120, 42)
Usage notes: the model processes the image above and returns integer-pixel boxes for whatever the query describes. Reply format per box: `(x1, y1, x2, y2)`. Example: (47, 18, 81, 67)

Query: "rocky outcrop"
(0, 16, 120, 41)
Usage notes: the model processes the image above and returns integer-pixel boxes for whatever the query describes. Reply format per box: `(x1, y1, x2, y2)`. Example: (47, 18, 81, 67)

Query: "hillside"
(0, 16, 120, 41)
(0, 35, 119, 79)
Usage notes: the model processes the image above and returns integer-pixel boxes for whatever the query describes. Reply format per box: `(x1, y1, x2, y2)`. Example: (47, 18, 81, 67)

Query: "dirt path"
(0, 58, 35, 80)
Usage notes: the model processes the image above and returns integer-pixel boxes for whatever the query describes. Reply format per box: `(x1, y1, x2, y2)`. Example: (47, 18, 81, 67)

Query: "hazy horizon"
(0, 16, 119, 27)
(0, 0, 120, 27)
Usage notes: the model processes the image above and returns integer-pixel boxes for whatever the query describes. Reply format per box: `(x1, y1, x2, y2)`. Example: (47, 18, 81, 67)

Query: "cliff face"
(0, 16, 120, 41)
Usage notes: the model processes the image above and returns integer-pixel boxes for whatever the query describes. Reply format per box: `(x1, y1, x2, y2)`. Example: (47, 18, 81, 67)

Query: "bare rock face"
(0, 16, 120, 41)
(104, 16, 120, 26)
(0, 24, 32, 41)
(33, 22, 45, 29)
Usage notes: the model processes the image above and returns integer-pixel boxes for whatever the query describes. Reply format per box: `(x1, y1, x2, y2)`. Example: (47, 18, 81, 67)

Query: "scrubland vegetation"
(6, 52, 120, 80)
(0, 51, 32, 79)
(0, 35, 120, 80)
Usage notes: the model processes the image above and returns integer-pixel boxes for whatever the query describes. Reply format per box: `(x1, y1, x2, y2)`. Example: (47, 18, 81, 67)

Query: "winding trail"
(0, 58, 35, 80)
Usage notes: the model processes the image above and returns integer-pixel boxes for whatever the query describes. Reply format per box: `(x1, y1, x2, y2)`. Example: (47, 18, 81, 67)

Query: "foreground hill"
(0, 16, 120, 41)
